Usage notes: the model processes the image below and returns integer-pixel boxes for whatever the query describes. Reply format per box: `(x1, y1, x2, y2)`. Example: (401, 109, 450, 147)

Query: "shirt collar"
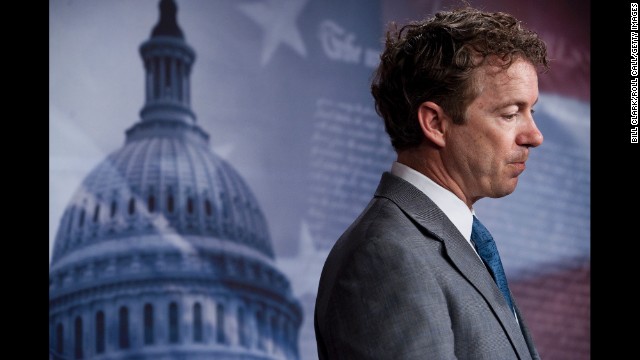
(390, 161, 474, 242)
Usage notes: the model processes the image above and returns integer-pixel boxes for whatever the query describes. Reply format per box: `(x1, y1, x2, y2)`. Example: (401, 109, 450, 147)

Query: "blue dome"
(51, 122, 274, 265)
(49, 122, 301, 360)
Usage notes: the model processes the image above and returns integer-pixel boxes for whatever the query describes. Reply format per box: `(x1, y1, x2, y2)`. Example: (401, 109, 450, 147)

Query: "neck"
(397, 145, 477, 209)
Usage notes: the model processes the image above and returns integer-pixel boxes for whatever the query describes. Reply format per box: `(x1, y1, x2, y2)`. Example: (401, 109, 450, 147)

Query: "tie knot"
(471, 216, 494, 248)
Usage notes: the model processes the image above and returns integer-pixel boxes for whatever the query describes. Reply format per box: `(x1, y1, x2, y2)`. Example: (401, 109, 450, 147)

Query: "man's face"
(443, 57, 543, 203)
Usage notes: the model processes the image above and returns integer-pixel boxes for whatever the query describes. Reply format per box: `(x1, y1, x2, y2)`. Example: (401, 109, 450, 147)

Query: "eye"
(502, 113, 518, 121)
(530, 109, 536, 115)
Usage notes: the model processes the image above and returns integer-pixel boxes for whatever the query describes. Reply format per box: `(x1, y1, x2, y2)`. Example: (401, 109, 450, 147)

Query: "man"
(314, 7, 548, 360)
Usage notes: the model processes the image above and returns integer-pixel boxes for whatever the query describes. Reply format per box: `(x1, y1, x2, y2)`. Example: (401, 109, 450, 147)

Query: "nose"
(516, 116, 543, 148)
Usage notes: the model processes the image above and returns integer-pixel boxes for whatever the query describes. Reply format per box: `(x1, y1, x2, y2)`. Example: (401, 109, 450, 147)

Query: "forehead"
(472, 58, 538, 94)
(466, 58, 538, 112)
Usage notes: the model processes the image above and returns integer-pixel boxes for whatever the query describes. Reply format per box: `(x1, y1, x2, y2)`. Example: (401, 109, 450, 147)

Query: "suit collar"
(375, 172, 534, 359)
(391, 161, 474, 243)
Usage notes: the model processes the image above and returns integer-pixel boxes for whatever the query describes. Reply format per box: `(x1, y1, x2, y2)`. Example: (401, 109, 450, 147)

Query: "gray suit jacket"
(314, 172, 540, 359)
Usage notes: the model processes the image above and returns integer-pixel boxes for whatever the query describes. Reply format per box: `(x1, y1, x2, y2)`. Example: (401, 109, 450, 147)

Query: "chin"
(489, 191, 513, 199)
(501, 184, 519, 197)
(490, 181, 518, 198)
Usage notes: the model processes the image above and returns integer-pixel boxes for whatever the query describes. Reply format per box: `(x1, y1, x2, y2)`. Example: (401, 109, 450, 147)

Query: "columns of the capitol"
(227, 298, 239, 348)
(180, 62, 189, 106)
(202, 296, 213, 345)
(154, 58, 160, 99)
(161, 298, 168, 346)
(131, 302, 142, 350)
(247, 302, 258, 352)
(51, 237, 300, 357)
(180, 299, 189, 345)
(185, 67, 190, 105)
(158, 57, 165, 100)
(103, 300, 115, 354)
(176, 60, 182, 102)
(265, 306, 274, 354)
(146, 59, 153, 102)
(168, 56, 175, 100)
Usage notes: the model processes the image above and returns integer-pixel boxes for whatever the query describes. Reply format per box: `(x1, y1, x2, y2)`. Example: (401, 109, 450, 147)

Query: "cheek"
(477, 131, 511, 163)
(468, 134, 493, 159)
(472, 140, 503, 175)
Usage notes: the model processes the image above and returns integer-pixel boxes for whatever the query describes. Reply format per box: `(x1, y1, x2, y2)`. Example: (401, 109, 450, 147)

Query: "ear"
(417, 101, 447, 147)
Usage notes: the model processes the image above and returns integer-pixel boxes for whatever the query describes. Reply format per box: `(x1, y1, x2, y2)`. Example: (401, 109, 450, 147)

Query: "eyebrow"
(491, 98, 539, 112)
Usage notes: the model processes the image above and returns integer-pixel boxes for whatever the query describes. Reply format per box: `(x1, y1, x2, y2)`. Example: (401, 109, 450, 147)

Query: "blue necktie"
(471, 216, 514, 313)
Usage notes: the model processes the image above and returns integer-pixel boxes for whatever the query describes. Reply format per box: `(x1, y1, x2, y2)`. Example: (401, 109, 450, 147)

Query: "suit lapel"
(515, 301, 541, 360)
(375, 172, 533, 359)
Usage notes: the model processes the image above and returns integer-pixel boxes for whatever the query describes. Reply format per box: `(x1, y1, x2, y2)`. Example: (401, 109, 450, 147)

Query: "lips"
(510, 161, 526, 174)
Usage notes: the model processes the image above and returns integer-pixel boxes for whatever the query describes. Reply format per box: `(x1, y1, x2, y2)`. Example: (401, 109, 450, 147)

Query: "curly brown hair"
(371, 7, 549, 151)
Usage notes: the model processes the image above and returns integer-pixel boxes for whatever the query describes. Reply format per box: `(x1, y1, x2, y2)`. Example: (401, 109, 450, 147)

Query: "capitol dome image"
(49, 1, 302, 359)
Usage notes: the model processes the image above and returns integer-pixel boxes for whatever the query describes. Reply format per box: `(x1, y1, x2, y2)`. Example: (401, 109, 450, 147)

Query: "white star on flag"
(238, 0, 309, 66)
